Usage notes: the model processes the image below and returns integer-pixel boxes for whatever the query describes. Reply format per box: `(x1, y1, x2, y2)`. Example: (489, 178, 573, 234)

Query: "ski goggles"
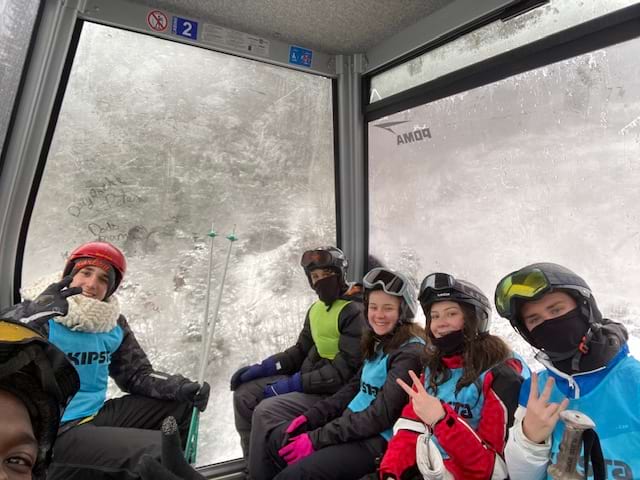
(363, 267, 409, 296)
(418, 272, 459, 303)
(494, 269, 551, 319)
(0, 319, 44, 343)
(301, 249, 334, 270)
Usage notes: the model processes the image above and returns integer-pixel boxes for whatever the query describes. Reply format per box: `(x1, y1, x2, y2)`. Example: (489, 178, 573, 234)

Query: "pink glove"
(286, 415, 308, 434)
(278, 434, 315, 465)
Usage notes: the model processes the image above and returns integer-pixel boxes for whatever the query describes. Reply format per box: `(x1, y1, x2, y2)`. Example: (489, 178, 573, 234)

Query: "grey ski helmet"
(363, 267, 417, 323)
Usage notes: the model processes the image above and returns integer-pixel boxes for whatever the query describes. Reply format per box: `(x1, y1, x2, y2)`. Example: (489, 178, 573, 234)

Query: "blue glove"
(263, 372, 302, 399)
(237, 357, 278, 385)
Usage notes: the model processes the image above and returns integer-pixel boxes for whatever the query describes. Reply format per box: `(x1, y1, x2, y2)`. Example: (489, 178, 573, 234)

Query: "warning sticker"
(147, 10, 168, 32)
(202, 24, 270, 57)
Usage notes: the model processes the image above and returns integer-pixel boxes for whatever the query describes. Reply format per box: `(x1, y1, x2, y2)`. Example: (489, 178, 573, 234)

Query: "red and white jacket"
(379, 355, 525, 480)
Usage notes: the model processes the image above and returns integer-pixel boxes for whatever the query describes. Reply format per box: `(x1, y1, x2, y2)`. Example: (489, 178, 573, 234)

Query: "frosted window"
(369, 36, 640, 365)
(370, 0, 637, 102)
(23, 23, 335, 465)
(0, 0, 40, 154)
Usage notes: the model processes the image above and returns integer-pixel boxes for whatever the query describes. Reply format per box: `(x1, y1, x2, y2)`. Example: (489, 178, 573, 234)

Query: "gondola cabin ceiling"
(125, 0, 455, 54)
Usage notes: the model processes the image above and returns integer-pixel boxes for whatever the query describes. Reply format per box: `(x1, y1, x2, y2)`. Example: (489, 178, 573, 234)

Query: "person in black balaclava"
(229, 246, 365, 477)
(496, 262, 638, 480)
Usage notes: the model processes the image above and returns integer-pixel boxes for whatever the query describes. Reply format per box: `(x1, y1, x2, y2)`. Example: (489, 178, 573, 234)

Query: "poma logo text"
(374, 120, 432, 146)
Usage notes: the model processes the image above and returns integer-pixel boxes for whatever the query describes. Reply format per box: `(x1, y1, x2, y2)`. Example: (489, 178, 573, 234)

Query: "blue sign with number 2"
(173, 16, 198, 39)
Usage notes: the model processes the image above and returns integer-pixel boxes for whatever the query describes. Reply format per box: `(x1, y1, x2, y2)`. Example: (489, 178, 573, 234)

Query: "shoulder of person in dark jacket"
(341, 282, 364, 303)
(109, 315, 189, 399)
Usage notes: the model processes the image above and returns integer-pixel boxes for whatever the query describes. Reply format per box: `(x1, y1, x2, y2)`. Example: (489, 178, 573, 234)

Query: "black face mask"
(313, 275, 342, 307)
(431, 329, 465, 355)
(529, 308, 589, 357)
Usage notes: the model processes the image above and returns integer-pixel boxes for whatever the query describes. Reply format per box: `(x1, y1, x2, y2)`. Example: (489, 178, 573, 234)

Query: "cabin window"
(22, 22, 336, 464)
(368, 34, 640, 359)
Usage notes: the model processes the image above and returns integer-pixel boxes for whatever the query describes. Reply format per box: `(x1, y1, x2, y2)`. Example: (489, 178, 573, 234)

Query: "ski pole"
(198, 224, 218, 384)
(547, 410, 595, 480)
(184, 224, 217, 464)
(185, 229, 238, 464)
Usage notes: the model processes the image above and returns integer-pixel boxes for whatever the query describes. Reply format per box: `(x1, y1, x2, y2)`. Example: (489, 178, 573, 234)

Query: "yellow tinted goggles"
(0, 320, 44, 343)
(495, 269, 551, 318)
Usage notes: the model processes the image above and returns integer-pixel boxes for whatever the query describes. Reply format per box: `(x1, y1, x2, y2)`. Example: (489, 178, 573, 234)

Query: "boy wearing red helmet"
(19, 241, 210, 480)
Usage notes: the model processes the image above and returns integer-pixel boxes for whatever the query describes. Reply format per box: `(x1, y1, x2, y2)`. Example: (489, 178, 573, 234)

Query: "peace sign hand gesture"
(397, 370, 446, 426)
(522, 372, 570, 444)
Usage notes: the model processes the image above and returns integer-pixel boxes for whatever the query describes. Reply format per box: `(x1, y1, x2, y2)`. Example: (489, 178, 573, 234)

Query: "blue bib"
(425, 365, 487, 458)
(48, 320, 124, 421)
(527, 355, 640, 480)
(348, 337, 425, 440)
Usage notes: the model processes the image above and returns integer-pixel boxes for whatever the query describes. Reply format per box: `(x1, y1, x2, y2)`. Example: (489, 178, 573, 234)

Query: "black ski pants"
(263, 422, 387, 480)
(47, 394, 191, 480)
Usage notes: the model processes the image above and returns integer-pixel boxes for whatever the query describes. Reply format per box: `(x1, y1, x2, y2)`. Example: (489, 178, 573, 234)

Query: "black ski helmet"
(419, 273, 492, 334)
(300, 246, 348, 287)
(0, 319, 80, 479)
(495, 262, 602, 348)
(363, 267, 417, 324)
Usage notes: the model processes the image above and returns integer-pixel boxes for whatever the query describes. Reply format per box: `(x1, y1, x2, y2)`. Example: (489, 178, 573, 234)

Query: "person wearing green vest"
(260, 267, 426, 480)
(230, 246, 365, 476)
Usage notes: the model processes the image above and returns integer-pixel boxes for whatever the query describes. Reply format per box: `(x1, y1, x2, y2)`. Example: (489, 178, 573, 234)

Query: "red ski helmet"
(63, 242, 126, 298)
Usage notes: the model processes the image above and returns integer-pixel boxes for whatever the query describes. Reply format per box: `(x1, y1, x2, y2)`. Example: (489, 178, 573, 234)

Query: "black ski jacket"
(302, 340, 424, 449)
(28, 315, 189, 399)
(272, 288, 365, 395)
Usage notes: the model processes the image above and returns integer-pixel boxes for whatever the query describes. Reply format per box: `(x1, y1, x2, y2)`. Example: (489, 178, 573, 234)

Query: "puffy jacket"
(380, 354, 525, 480)
(273, 288, 365, 394)
(29, 315, 189, 421)
(505, 345, 640, 480)
(302, 338, 425, 449)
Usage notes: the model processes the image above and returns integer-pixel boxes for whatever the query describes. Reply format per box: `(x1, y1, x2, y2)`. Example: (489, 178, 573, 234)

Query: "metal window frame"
(362, 3, 640, 270)
(364, 3, 640, 122)
(0, 0, 86, 306)
(0, 0, 45, 176)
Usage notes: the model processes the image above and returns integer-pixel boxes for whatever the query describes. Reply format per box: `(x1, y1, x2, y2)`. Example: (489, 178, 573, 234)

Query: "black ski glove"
(176, 381, 210, 412)
(0, 275, 82, 322)
(139, 417, 205, 480)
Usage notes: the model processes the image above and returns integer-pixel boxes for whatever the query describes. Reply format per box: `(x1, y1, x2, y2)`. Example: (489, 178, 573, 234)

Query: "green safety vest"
(309, 299, 351, 360)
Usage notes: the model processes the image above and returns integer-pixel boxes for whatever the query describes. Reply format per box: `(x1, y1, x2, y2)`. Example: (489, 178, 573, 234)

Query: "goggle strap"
(0, 347, 36, 381)
(0, 345, 67, 403)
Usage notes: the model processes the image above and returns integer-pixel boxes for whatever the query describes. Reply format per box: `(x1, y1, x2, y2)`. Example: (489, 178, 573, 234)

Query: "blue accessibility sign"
(289, 46, 313, 67)
(172, 16, 198, 40)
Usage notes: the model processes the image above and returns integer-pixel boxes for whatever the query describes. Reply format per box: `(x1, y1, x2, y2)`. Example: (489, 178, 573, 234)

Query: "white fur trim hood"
(22, 274, 120, 333)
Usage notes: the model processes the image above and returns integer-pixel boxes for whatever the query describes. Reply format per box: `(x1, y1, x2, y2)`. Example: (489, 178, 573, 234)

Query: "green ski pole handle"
(184, 407, 200, 464)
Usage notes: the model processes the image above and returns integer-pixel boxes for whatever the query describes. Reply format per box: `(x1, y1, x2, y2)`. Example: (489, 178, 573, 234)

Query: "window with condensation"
(370, 0, 637, 102)
(0, 0, 40, 155)
(368, 35, 640, 365)
(23, 22, 336, 464)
